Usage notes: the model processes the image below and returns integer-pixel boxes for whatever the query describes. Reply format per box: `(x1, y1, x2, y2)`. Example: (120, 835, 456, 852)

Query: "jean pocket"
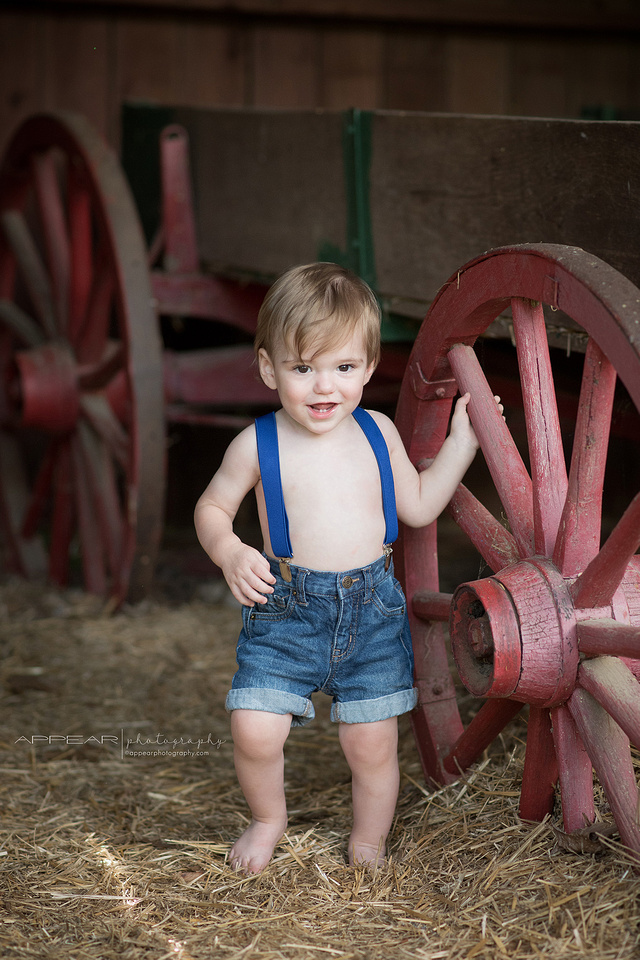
(246, 588, 294, 628)
(371, 576, 406, 617)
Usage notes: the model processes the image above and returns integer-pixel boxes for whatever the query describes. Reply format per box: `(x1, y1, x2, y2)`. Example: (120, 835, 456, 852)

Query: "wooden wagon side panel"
(369, 113, 640, 305)
(168, 106, 348, 280)
(122, 105, 640, 312)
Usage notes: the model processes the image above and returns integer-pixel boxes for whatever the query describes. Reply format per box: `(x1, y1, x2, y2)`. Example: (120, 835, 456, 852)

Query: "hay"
(0, 575, 639, 960)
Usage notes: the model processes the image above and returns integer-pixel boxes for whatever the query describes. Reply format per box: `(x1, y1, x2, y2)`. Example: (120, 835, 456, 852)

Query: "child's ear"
(363, 360, 376, 385)
(257, 348, 278, 389)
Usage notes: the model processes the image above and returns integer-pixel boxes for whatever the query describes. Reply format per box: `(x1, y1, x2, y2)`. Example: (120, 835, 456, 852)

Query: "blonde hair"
(255, 263, 381, 366)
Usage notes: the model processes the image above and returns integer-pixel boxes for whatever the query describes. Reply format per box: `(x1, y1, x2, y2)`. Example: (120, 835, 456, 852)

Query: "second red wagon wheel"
(396, 244, 640, 856)
(0, 112, 165, 603)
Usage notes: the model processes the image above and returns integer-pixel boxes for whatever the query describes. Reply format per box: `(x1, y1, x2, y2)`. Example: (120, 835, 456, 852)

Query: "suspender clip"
(383, 544, 393, 571)
(279, 558, 293, 582)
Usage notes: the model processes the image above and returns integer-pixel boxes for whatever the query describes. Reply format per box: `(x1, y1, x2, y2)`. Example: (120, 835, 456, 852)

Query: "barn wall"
(2, 1, 640, 152)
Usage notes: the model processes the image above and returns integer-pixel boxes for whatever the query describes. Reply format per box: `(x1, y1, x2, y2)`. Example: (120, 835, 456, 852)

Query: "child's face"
(258, 331, 375, 434)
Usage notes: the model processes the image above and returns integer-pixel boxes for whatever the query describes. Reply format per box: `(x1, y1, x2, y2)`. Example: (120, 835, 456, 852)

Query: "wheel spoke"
(70, 434, 106, 596)
(448, 342, 535, 557)
(0, 299, 44, 347)
(0, 210, 57, 338)
(32, 150, 69, 333)
(572, 490, 640, 609)
(568, 686, 640, 856)
(79, 393, 129, 469)
(511, 298, 568, 556)
(74, 248, 114, 364)
(578, 657, 640, 748)
(578, 618, 640, 659)
(519, 706, 558, 822)
(446, 482, 519, 572)
(0, 430, 47, 577)
(77, 420, 124, 579)
(411, 590, 453, 622)
(67, 162, 93, 344)
(48, 439, 74, 587)
(0, 229, 17, 298)
(410, 617, 465, 783)
(553, 340, 616, 578)
(443, 698, 523, 776)
(550, 704, 595, 833)
(21, 440, 57, 539)
(77, 340, 125, 391)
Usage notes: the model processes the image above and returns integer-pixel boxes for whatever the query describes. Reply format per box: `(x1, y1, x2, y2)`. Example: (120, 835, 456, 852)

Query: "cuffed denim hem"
(331, 686, 418, 724)
(225, 687, 315, 726)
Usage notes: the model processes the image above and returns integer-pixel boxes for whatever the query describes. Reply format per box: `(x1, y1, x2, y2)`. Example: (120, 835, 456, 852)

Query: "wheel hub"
(450, 558, 584, 708)
(9, 343, 79, 433)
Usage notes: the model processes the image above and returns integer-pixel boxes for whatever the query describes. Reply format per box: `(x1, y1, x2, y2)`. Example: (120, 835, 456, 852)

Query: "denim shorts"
(225, 553, 417, 726)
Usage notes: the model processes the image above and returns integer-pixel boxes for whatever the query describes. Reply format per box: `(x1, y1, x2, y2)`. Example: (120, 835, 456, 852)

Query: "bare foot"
(229, 815, 287, 874)
(348, 837, 386, 869)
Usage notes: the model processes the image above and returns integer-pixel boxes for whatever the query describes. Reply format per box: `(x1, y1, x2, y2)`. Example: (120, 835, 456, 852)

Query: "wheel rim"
(396, 243, 640, 855)
(0, 112, 165, 603)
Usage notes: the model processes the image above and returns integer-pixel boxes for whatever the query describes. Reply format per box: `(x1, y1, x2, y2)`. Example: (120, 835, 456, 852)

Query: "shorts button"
(342, 576, 354, 588)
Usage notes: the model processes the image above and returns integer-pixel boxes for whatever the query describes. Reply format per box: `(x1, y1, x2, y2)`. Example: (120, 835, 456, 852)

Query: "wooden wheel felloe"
(396, 244, 640, 856)
(0, 112, 165, 603)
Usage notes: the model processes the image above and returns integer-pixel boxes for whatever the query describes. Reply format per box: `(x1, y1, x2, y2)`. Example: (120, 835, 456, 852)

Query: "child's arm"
(379, 393, 498, 529)
(194, 427, 276, 606)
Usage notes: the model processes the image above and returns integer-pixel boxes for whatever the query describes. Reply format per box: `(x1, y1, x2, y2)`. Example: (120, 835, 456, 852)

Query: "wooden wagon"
(0, 105, 639, 858)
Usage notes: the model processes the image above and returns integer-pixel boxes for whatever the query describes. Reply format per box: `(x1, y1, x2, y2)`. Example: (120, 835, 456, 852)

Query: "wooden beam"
(18, 0, 640, 33)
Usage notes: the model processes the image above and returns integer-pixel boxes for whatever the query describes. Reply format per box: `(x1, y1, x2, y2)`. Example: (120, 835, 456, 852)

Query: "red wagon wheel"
(0, 112, 165, 603)
(396, 244, 640, 856)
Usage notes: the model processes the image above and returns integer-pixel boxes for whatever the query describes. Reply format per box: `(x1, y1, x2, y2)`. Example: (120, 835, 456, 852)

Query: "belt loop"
(296, 567, 308, 604)
(364, 563, 374, 597)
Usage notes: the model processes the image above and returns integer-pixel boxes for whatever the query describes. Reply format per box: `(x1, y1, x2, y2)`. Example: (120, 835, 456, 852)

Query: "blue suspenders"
(255, 408, 398, 580)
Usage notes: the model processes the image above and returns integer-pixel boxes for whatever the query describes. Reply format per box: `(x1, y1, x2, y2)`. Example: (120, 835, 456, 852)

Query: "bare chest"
(276, 428, 386, 564)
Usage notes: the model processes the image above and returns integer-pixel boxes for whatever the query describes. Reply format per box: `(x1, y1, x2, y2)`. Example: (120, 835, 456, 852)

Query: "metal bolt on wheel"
(0, 113, 165, 604)
(396, 244, 640, 856)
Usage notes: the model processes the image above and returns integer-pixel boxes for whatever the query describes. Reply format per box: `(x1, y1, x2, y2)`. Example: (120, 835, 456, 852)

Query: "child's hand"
(449, 392, 504, 450)
(222, 544, 277, 607)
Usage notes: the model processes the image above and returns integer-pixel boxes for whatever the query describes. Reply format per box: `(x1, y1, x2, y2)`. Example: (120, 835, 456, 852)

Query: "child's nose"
(314, 371, 335, 394)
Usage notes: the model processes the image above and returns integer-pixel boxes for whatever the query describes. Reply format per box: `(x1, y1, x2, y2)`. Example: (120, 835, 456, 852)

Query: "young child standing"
(195, 262, 485, 875)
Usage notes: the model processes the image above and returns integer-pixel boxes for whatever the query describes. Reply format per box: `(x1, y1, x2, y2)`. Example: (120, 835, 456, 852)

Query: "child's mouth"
(309, 403, 337, 417)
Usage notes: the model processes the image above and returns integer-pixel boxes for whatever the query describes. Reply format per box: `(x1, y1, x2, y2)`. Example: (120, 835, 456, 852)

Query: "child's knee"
(231, 709, 291, 760)
(339, 717, 398, 769)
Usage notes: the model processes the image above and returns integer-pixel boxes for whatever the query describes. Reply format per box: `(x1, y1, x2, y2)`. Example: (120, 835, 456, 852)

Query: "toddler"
(195, 262, 486, 874)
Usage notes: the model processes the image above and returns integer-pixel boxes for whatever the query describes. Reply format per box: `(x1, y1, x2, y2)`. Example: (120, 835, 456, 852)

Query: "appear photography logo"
(16, 731, 226, 760)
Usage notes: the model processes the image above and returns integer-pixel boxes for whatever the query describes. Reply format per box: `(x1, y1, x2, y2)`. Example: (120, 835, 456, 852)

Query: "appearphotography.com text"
(15, 731, 226, 760)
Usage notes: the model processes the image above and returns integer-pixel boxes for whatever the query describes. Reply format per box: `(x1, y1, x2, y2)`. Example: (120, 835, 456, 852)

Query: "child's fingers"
(236, 575, 274, 606)
(493, 394, 506, 420)
(228, 548, 277, 605)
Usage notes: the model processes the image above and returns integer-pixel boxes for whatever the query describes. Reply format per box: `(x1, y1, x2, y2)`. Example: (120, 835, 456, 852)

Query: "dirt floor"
(0, 569, 639, 960)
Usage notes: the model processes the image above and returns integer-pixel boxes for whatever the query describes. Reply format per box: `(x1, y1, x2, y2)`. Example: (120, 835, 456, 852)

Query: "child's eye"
(337, 363, 354, 373)
(294, 364, 311, 374)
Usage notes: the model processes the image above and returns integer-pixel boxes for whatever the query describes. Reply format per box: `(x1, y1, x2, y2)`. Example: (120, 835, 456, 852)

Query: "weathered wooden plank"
(321, 29, 384, 109)
(370, 112, 640, 302)
(115, 16, 183, 106)
(510, 37, 571, 119)
(385, 33, 447, 112)
(41, 12, 111, 139)
(448, 37, 509, 115)
(170, 106, 347, 278)
(181, 20, 248, 107)
(0, 11, 43, 155)
(253, 25, 319, 107)
(35, 0, 640, 32)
